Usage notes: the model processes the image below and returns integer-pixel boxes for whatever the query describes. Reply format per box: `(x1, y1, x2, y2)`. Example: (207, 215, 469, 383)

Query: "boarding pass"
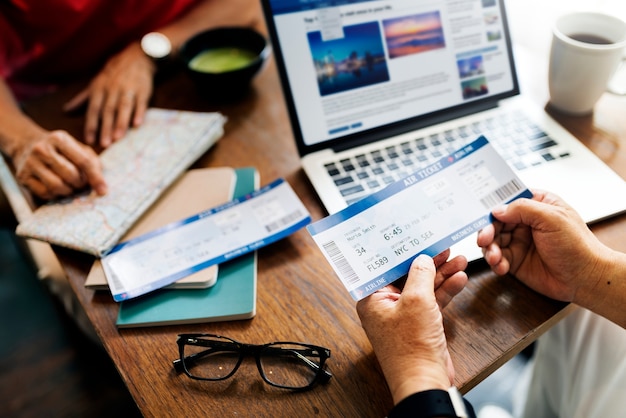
(102, 179, 311, 301)
(307, 136, 532, 301)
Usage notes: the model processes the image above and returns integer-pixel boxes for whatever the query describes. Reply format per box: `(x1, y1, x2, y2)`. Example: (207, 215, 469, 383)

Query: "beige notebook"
(85, 167, 236, 290)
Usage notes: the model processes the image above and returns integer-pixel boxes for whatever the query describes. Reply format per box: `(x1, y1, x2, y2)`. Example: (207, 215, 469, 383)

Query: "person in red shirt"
(0, 0, 260, 200)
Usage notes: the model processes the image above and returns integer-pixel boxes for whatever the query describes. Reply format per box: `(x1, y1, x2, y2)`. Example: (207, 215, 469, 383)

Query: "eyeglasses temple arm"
(264, 347, 333, 382)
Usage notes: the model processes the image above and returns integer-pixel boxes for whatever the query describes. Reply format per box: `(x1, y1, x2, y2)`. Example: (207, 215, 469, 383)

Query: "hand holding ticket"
(307, 136, 532, 301)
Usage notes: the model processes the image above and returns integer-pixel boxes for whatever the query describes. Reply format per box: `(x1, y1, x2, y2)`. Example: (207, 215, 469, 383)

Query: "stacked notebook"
(84, 167, 237, 291)
(87, 166, 259, 328)
(115, 167, 259, 328)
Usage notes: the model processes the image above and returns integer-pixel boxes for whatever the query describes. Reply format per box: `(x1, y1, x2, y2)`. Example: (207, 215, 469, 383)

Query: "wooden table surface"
(19, 6, 626, 417)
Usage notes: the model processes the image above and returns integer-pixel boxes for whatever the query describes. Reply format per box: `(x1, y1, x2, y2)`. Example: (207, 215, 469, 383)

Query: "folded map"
(16, 108, 226, 257)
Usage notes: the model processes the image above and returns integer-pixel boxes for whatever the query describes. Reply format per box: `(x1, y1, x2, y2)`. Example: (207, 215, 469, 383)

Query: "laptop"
(261, 0, 626, 261)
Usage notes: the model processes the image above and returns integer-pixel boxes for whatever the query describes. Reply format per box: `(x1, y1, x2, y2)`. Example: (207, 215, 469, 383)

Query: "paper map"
(16, 108, 226, 257)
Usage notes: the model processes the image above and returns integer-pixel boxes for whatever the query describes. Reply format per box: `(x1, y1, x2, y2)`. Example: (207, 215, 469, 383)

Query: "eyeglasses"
(173, 334, 332, 390)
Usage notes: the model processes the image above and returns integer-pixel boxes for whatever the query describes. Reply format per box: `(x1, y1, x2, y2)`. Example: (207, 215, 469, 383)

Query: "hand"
(13, 130, 107, 200)
(64, 43, 154, 148)
(356, 250, 468, 404)
(476, 190, 606, 303)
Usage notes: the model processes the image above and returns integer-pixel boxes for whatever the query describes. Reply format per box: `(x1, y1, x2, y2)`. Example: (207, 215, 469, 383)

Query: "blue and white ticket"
(307, 136, 532, 301)
(102, 178, 311, 301)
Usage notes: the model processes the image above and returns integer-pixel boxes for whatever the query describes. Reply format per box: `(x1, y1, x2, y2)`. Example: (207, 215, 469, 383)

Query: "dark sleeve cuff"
(387, 389, 477, 418)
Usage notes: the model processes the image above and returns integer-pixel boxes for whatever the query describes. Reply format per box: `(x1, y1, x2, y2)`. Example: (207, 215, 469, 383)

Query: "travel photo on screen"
(461, 76, 489, 99)
(308, 21, 390, 96)
(457, 55, 485, 79)
(382, 11, 446, 59)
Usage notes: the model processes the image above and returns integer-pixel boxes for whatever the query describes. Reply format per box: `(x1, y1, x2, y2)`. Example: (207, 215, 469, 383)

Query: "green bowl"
(179, 27, 270, 100)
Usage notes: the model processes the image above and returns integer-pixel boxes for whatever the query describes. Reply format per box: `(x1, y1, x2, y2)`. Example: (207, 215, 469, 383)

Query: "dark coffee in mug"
(568, 33, 613, 45)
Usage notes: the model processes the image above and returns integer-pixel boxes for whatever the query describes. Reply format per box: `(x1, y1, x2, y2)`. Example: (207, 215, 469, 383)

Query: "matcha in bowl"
(188, 48, 259, 73)
(180, 27, 270, 100)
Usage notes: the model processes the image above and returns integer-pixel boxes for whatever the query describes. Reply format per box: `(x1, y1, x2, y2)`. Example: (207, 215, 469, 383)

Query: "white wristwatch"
(140, 32, 172, 60)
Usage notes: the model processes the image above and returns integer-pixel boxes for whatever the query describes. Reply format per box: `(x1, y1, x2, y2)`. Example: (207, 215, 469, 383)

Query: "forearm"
(155, 0, 262, 54)
(0, 79, 46, 162)
(576, 249, 626, 329)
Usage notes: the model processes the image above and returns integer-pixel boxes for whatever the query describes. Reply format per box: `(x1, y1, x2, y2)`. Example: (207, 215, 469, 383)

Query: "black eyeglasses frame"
(173, 333, 332, 390)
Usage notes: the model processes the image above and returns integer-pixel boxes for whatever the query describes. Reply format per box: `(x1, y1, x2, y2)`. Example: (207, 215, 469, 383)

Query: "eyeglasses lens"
(259, 343, 323, 388)
(183, 337, 240, 380)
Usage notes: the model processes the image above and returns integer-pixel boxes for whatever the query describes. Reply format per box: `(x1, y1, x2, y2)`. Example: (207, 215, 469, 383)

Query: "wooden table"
(18, 12, 626, 418)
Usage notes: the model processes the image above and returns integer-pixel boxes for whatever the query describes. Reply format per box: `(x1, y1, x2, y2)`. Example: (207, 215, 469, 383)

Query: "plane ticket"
(306, 136, 532, 301)
(102, 178, 311, 301)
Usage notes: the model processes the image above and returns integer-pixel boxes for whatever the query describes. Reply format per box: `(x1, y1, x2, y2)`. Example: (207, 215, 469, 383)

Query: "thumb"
(491, 198, 545, 228)
(401, 254, 436, 298)
(63, 88, 89, 112)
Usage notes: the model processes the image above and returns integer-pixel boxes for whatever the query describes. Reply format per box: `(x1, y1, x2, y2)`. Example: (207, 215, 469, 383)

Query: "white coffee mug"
(548, 12, 626, 115)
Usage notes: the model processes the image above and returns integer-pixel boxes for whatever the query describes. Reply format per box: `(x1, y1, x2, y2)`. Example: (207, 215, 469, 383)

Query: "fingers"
(398, 252, 469, 308)
(355, 292, 377, 320)
(433, 254, 468, 308)
(80, 46, 154, 148)
(63, 88, 90, 113)
(476, 222, 509, 274)
(132, 89, 149, 127)
(435, 270, 468, 309)
(84, 88, 105, 145)
(359, 252, 469, 317)
(56, 135, 107, 196)
(435, 254, 468, 283)
(99, 90, 125, 147)
(84, 86, 151, 148)
(15, 131, 106, 199)
(476, 222, 495, 248)
(18, 158, 75, 199)
(432, 248, 451, 267)
(82, 87, 139, 148)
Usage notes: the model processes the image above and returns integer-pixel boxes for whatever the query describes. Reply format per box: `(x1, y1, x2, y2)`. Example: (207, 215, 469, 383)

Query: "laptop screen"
(262, 0, 520, 156)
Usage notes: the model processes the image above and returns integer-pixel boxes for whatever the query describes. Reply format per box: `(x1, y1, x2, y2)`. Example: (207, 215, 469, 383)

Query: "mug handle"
(607, 51, 626, 95)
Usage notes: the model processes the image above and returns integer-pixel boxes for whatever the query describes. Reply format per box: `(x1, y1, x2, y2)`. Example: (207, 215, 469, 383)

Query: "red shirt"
(0, 0, 198, 100)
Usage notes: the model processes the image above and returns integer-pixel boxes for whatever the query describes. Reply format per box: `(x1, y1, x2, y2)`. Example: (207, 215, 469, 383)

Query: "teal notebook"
(116, 167, 258, 328)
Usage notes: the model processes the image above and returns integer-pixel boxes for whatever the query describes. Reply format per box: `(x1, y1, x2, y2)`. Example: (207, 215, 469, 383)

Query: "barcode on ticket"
(322, 240, 359, 284)
(480, 179, 523, 209)
(265, 210, 306, 233)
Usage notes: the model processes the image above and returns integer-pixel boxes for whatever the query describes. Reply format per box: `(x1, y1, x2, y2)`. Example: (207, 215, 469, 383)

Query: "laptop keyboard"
(324, 110, 572, 206)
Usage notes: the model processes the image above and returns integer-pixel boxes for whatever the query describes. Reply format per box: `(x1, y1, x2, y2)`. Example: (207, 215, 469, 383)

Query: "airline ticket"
(307, 136, 532, 301)
(102, 179, 311, 301)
